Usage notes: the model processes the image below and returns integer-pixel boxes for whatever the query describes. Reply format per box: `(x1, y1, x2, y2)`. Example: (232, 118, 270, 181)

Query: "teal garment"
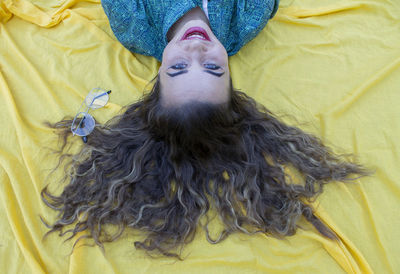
(101, 0, 279, 62)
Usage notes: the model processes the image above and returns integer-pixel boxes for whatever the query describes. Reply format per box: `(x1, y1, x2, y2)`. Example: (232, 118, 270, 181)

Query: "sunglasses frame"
(71, 88, 111, 140)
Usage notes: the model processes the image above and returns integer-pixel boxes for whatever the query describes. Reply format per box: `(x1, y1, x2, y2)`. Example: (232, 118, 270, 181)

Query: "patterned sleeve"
(101, 0, 164, 61)
(270, 0, 279, 18)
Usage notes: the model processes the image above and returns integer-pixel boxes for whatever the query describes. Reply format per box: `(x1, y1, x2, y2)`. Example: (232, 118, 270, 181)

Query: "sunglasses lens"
(71, 112, 95, 136)
(85, 89, 109, 109)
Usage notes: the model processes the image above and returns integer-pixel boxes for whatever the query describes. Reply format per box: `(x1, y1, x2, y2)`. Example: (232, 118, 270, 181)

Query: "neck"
(167, 7, 210, 42)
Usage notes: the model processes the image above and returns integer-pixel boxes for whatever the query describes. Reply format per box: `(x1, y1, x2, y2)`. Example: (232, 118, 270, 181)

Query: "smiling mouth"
(181, 27, 211, 41)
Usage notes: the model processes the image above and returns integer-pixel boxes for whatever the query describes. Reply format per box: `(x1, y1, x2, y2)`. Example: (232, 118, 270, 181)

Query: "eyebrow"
(166, 70, 225, 78)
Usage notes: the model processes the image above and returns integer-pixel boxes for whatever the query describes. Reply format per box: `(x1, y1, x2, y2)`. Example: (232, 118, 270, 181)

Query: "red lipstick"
(180, 27, 211, 41)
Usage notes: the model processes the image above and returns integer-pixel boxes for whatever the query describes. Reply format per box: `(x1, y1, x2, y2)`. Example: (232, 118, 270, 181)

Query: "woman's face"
(159, 20, 230, 107)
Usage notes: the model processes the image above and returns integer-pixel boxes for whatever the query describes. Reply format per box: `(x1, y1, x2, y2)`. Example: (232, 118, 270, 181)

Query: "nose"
(183, 40, 210, 53)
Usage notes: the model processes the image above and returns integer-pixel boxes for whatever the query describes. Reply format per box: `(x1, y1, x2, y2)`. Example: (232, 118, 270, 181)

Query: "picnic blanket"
(0, 0, 399, 273)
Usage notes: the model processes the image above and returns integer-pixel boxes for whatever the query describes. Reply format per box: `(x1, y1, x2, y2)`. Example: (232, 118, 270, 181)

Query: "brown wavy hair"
(41, 76, 372, 258)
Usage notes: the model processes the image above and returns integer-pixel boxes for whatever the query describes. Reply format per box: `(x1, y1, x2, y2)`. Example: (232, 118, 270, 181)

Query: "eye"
(170, 63, 187, 70)
(204, 64, 221, 70)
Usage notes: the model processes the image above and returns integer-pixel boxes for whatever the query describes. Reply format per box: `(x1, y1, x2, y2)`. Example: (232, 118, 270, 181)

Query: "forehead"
(161, 85, 229, 106)
(159, 73, 230, 106)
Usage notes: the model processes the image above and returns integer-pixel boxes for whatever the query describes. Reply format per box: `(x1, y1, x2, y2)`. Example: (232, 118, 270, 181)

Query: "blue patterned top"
(101, 0, 279, 61)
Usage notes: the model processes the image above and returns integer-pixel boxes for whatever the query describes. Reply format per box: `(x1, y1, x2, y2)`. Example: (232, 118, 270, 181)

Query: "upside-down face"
(159, 19, 231, 107)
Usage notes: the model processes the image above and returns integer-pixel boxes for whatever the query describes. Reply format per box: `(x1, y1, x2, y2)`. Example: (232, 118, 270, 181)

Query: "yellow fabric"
(0, 0, 399, 272)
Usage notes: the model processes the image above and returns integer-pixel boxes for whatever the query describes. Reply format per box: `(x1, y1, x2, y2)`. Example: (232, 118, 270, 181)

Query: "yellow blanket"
(0, 0, 399, 273)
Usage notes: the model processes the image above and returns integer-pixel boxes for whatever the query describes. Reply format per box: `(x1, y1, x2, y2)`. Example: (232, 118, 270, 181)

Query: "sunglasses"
(71, 88, 111, 143)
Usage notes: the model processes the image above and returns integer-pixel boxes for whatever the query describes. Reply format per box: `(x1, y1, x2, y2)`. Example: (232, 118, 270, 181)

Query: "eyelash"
(170, 63, 221, 70)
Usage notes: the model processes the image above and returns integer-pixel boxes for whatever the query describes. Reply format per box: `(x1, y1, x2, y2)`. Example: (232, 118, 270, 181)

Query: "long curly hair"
(41, 76, 372, 258)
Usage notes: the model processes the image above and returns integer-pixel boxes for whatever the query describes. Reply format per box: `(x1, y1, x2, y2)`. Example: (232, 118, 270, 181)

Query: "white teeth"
(187, 32, 205, 39)
(188, 34, 204, 39)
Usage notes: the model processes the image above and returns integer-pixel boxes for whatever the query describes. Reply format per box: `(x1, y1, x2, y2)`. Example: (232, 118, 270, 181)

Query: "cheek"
(161, 43, 175, 64)
(214, 48, 229, 68)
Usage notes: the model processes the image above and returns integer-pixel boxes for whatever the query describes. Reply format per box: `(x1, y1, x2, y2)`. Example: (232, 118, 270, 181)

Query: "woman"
(41, 0, 371, 258)
(102, 0, 279, 106)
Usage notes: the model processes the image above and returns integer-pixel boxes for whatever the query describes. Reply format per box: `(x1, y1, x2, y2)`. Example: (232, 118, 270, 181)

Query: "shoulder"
(101, 0, 165, 60)
(208, 0, 279, 56)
